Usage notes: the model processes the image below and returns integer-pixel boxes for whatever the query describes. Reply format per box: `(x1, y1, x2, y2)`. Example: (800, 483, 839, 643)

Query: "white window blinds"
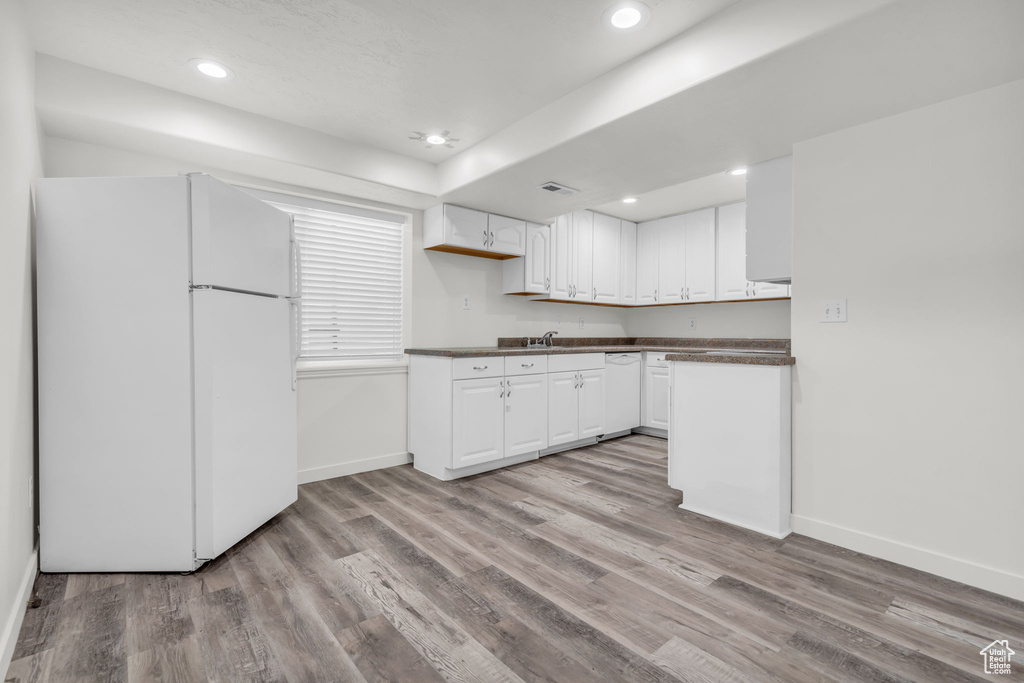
(261, 196, 405, 362)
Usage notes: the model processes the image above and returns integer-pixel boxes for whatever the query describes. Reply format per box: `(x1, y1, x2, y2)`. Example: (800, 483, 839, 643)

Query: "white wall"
(791, 79, 1024, 600)
(627, 300, 790, 339)
(0, 0, 42, 676)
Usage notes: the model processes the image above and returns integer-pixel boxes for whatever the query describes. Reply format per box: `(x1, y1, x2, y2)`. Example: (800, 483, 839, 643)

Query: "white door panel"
(193, 290, 297, 560)
(190, 174, 292, 296)
(505, 375, 548, 457)
(452, 378, 505, 468)
(548, 372, 579, 446)
(644, 366, 671, 430)
(592, 213, 621, 304)
(685, 208, 717, 302)
(445, 204, 488, 250)
(526, 223, 551, 293)
(578, 370, 606, 439)
(489, 214, 527, 256)
(636, 222, 660, 305)
(658, 215, 687, 304)
(717, 203, 751, 301)
(550, 214, 573, 300)
(572, 211, 594, 302)
(620, 221, 637, 306)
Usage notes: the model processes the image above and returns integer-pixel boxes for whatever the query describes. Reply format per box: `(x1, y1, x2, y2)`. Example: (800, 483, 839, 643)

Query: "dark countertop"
(405, 337, 794, 365)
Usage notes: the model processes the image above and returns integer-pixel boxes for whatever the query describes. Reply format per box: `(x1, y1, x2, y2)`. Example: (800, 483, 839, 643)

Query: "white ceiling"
(26, 0, 1024, 220)
(26, 0, 738, 162)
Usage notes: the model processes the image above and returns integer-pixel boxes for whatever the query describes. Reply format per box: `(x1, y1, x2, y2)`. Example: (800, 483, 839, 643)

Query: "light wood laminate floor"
(8, 435, 1023, 682)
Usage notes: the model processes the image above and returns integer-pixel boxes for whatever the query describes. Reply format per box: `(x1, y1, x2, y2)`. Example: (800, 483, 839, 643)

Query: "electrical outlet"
(461, 294, 471, 311)
(820, 299, 847, 323)
(578, 317, 585, 329)
(688, 318, 697, 330)
(555, 315, 562, 329)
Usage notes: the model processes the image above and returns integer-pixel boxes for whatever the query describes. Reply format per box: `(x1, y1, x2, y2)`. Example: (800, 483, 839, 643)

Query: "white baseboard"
(791, 514, 1024, 602)
(0, 547, 37, 680)
(298, 451, 412, 485)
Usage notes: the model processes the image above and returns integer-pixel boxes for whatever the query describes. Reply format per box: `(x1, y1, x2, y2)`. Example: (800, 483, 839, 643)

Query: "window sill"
(297, 359, 408, 379)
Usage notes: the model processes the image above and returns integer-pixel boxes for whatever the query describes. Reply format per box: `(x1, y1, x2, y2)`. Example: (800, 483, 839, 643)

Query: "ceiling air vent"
(538, 181, 579, 197)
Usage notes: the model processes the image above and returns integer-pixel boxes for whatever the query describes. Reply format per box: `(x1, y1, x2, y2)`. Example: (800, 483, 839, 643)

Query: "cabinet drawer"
(504, 355, 548, 376)
(453, 357, 503, 380)
(548, 353, 605, 373)
(644, 352, 669, 368)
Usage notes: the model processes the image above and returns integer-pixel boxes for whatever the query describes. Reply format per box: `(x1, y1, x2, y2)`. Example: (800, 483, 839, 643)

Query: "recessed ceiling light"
(409, 130, 460, 149)
(622, 197, 638, 204)
(728, 167, 748, 176)
(188, 58, 234, 80)
(603, 1, 650, 32)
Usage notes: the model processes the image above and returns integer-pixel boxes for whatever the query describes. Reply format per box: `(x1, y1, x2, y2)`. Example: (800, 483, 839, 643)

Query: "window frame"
(238, 185, 412, 377)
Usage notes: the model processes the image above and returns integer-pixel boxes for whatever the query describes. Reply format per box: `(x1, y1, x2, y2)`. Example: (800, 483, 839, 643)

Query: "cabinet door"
(619, 221, 637, 306)
(489, 214, 527, 256)
(578, 369, 606, 439)
(751, 281, 789, 299)
(684, 208, 716, 302)
(643, 365, 671, 429)
(550, 214, 573, 301)
(658, 215, 687, 304)
(716, 202, 751, 301)
(445, 205, 489, 250)
(636, 221, 660, 305)
(505, 374, 548, 457)
(524, 223, 551, 294)
(591, 213, 620, 304)
(572, 210, 593, 302)
(452, 377, 505, 468)
(547, 371, 579, 446)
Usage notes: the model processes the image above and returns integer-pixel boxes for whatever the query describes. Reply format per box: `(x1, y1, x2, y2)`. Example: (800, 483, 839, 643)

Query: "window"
(246, 189, 406, 364)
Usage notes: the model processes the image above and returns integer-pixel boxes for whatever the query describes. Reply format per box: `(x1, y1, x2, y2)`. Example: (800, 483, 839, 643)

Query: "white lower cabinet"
(578, 370, 606, 438)
(548, 371, 580, 446)
(505, 374, 548, 457)
(548, 369, 606, 446)
(451, 377, 505, 469)
(642, 354, 671, 430)
(414, 353, 610, 480)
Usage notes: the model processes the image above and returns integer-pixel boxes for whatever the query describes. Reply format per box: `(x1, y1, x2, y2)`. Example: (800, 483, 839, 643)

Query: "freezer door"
(193, 289, 298, 560)
(190, 174, 293, 296)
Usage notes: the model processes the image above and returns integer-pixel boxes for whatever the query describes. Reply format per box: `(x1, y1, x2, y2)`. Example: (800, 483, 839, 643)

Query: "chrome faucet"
(526, 330, 558, 348)
(528, 331, 561, 350)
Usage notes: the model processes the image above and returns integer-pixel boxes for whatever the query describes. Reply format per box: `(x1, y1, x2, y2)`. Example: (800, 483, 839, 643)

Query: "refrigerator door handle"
(288, 299, 300, 391)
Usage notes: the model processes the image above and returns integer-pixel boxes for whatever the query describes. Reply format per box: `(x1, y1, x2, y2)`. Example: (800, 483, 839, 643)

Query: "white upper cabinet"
(717, 202, 752, 301)
(592, 212, 621, 305)
(550, 213, 573, 300)
(502, 222, 550, 295)
(751, 281, 790, 299)
(746, 155, 793, 284)
(619, 221, 637, 306)
(636, 219, 660, 305)
(488, 214, 527, 257)
(658, 215, 687, 305)
(683, 208, 716, 302)
(572, 210, 594, 303)
(424, 204, 525, 259)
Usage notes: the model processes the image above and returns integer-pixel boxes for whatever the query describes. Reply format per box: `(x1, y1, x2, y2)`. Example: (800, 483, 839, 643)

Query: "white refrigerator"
(36, 174, 300, 572)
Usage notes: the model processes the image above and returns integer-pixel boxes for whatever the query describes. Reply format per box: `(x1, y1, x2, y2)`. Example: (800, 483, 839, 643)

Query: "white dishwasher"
(604, 353, 641, 436)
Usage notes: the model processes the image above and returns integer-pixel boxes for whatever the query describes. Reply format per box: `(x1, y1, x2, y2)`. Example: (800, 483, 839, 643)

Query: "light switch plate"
(578, 317, 585, 329)
(820, 299, 847, 322)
